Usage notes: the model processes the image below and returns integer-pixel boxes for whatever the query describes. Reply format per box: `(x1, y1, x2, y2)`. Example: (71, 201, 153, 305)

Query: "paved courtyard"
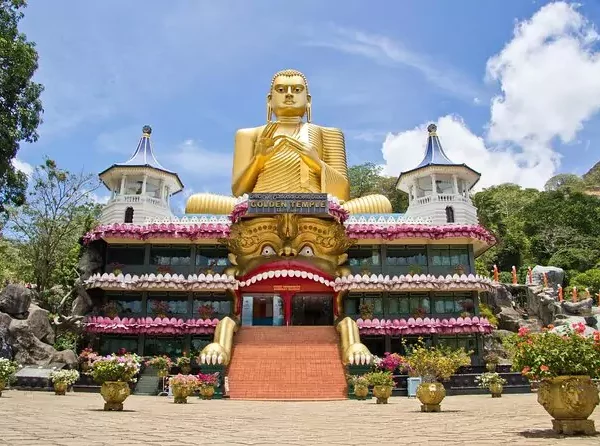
(0, 390, 599, 445)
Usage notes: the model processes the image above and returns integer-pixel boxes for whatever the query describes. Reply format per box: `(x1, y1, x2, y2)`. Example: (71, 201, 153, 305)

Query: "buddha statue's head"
(268, 69, 311, 122)
(221, 215, 352, 278)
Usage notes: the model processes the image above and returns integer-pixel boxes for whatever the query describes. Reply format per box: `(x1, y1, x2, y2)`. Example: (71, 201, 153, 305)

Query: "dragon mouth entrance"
(238, 260, 335, 288)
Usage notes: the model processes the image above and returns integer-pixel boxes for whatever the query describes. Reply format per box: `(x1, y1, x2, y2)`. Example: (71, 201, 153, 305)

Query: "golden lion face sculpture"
(220, 214, 352, 278)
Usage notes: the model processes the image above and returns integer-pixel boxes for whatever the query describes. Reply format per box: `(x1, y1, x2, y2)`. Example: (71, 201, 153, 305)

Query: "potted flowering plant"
(483, 351, 500, 372)
(365, 370, 395, 404)
(0, 358, 18, 397)
(503, 325, 600, 435)
(197, 372, 219, 399)
(78, 348, 99, 373)
(347, 374, 370, 400)
(359, 302, 374, 320)
(145, 355, 173, 377)
(405, 341, 471, 412)
(91, 353, 141, 411)
(50, 369, 80, 395)
(475, 372, 507, 398)
(377, 352, 406, 373)
(169, 374, 198, 404)
(177, 356, 192, 374)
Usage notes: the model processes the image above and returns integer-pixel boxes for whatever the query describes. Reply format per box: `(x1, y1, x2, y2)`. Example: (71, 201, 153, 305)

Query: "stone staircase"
(226, 326, 348, 400)
(134, 368, 162, 395)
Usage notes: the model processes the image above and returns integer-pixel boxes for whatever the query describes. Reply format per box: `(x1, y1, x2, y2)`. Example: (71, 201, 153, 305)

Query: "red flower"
(540, 365, 549, 372)
(521, 366, 531, 375)
(572, 322, 586, 335)
(518, 327, 530, 337)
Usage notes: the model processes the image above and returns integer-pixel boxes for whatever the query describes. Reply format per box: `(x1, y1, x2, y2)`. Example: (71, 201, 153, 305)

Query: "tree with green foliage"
(544, 174, 585, 193)
(570, 269, 600, 295)
(348, 162, 408, 213)
(0, 0, 44, 217)
(6, 159, 101, 302)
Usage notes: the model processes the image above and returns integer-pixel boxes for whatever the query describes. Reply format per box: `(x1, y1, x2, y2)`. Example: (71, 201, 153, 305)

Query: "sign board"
(273, 285, 302, 292)
(247, 193, 329, 216)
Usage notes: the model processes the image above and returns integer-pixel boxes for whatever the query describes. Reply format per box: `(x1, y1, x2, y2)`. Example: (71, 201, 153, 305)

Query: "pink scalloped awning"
(356, 316, 493, 335)
(344, 224, 495, 244)
(84, 316, 219, 335)
(83, 223, 230, 244)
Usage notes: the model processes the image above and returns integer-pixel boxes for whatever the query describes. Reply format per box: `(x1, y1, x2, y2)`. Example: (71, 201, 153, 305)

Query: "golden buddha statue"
(185, 69, 392, 214)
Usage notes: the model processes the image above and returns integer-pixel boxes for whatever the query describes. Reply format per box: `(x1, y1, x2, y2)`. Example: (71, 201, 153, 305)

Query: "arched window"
(445, 206, 455, 223)
(124, 207, 134, 223)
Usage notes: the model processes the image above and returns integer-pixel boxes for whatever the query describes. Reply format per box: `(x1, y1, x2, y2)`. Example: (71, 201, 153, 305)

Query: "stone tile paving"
(0, 390, 599, 445)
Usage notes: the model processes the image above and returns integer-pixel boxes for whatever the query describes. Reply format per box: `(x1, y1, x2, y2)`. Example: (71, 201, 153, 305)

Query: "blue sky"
(15, 1, 600, 213)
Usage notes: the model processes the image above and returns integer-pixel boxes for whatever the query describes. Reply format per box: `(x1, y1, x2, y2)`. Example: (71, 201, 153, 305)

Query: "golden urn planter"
(372, 385, 392, 404)
(354, 385, 369, 400)
(486, 363, 497, 372)
(489, 383, 503, 398)
(537, 376, 599, 435)
(54, 382, 67, 395)
(199, 386, 215, 400)
(100, 381, 131, 411)
(172, 385, 188, 404)
(0, 379, 5, 397)
(416, 382, 446, 412)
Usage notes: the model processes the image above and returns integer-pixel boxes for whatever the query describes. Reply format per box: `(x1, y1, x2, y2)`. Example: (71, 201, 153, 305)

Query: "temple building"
(81, 69, 496, 399)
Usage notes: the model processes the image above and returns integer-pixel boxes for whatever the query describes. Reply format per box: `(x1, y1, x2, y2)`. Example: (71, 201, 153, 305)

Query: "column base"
(421, 404, 441, 412)
(552, 419, 596, 435)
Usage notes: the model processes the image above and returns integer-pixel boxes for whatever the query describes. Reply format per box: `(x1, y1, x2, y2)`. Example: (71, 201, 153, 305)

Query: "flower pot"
(172, 385, 188, 404)
(54, 382, 68, 395)
(199, 386, 215, 400)
(0, 379, 5, 397)
(100, 381, 131, 411)
(180, 365, 191, 375)
(489, 382, 503, 398)
(486, 363, 497, 372)
(372, 385, 392, 404)
(537, 376, 599, 435)
(416, 382, 446, 412)
(354, 385, 369, 400)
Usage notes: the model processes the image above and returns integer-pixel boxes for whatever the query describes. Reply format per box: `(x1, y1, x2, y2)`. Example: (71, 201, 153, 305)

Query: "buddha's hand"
(255, 122, 279, 163)
(285, 138, 323, 174)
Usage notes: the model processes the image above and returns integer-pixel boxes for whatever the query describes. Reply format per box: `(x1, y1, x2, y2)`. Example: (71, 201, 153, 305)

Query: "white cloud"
(383, 2, 600, 190)
(89, 193, 109, 205)
(11, 158, 34, 177)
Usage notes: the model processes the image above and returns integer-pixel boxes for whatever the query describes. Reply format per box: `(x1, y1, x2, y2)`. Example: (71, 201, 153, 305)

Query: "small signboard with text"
(247, 193, 329, 216)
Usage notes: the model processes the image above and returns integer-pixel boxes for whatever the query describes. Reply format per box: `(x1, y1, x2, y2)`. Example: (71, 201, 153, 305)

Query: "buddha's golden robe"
(185, 123, 392, 214)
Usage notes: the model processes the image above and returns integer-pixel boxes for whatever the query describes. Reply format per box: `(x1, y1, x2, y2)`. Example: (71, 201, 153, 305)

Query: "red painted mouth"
(239, 259, 334, 283)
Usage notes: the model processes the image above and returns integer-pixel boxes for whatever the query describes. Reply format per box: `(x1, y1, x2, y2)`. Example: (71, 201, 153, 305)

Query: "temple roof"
(99, 125, 184, 193)
(396, 124, 480, 190)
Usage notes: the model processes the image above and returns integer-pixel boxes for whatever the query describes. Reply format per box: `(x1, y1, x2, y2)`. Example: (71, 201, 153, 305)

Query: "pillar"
(452, 174, 458, 195)
(120, 175, 127, 195)
(141, 174, 148, 196)
(282, 292, 293, 326)
(430, 174, 437, 199)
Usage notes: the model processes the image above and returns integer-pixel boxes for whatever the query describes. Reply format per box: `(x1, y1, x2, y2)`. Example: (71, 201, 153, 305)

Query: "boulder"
(0, 312, 13, 359)
(26, 304, 55, 344)
(78, 243, 103, 280)
(531, 266, 564, 289)
(562, 298, 594, 316)
(0, 284, 33, 317)
(490, 285, 515, 310)
(71, 282, 92, 316)
(51, 349, 78, 368)
(9, 319, 56, 365)
(497, 306, 542, 332)
(483, 329, 514, 362)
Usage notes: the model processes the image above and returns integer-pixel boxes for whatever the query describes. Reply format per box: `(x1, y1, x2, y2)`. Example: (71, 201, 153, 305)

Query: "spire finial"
(142, 125, 152, 137)
(427, 123, 437, 135)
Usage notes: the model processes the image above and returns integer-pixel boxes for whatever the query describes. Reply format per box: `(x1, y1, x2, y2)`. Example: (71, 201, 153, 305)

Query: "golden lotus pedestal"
(172, 386, 188, 404)
(417, 382, 446, 412)
(537, 376, 599, 435)
(54, 382, 67, 395)
(100, 382, 131, 411)
(200, 386, 215, 400)
(489, 383, 503, 398)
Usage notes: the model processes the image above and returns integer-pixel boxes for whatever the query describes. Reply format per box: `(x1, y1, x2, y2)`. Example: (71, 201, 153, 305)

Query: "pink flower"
(572, 322, 586, 334)
(540, 365, 549, 372)
(521, 366, 531, 375)
(518, 327, 530, 337)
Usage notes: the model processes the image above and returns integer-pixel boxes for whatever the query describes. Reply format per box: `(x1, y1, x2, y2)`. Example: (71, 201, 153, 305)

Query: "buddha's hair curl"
(269, 69, 309, 94)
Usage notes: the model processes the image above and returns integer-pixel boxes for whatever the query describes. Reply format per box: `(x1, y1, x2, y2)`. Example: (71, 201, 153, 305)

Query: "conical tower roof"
(396, 124, 480, 192)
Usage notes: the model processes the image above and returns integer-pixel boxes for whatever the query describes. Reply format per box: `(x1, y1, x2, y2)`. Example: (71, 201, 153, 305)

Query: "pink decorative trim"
(84, 273, 237, 291)
(84, 316, 219, 335)
(83, 223, 230, 244)
(356, 316, 494, 335)
(344, 224, 495, 244)
(334, 273, 497, 292)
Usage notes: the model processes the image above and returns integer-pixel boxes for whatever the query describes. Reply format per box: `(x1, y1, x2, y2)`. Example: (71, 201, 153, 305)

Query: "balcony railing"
(413, 194, 471, 206)
(109, 194, 167, 208)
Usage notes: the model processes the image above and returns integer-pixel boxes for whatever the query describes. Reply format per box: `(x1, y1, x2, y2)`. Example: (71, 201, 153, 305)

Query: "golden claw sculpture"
(199, 316, 238, 366)
(186, 69, 391, 215)
(336, 317, 372, 365)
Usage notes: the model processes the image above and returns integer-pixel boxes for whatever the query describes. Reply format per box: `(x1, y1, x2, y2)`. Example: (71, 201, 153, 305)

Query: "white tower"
(98, 125, 183, 225)
(396, 124, 480, 225)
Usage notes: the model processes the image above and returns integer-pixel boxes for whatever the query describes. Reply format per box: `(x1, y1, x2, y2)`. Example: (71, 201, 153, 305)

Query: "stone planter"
(416, 382, 446, 412)
(172, 385, 188, 404)
(353, 385, 369, 400)
(54, 382, 68, 395)
(0, 379, 5, 397)
(537, 376, 599, 435)
(100, 381, 131, 411)
(372, 385, 392, 404)
(199, 386, 215, 400)
(489, 383, 503, 398)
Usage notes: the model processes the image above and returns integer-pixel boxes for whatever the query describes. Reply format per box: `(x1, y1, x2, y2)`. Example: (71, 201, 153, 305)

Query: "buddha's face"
(222, 215, 351, 279)
(269, 75, 310, 118)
